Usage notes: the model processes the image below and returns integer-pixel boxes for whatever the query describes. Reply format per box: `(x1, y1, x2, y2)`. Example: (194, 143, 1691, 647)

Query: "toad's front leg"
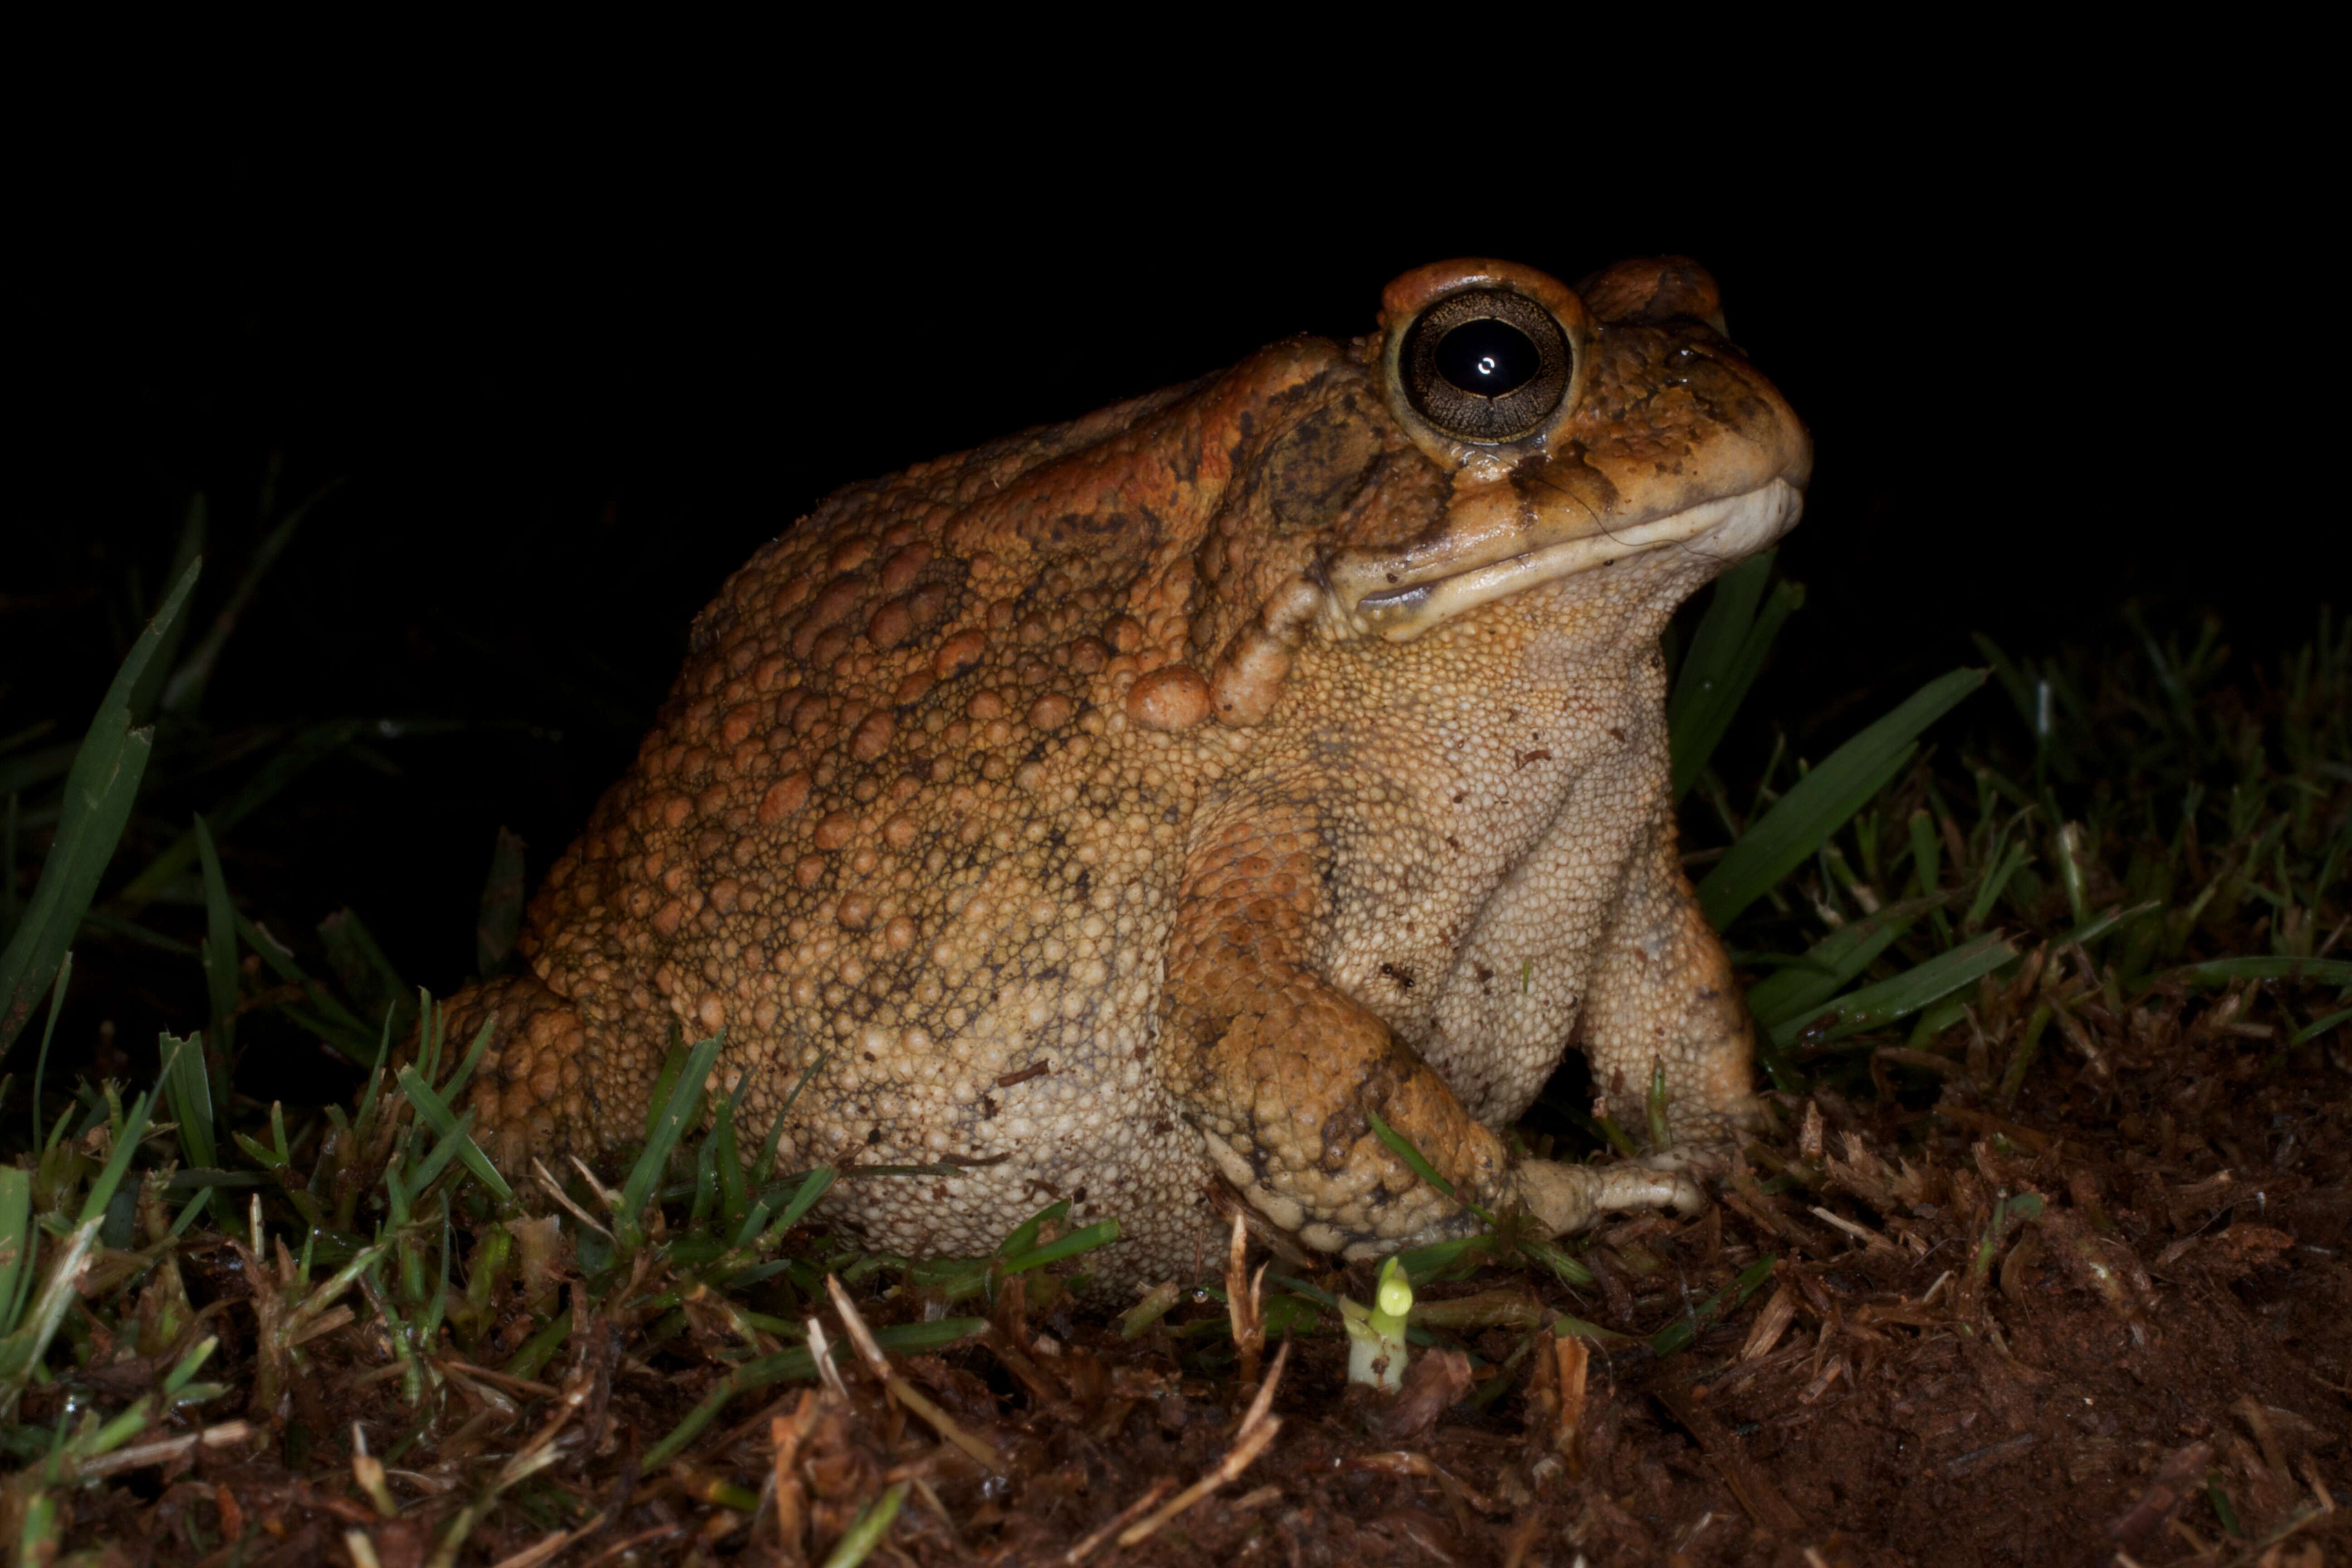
(1159, 806, 1696, 1260)
(1582, 788, 1762, 1158)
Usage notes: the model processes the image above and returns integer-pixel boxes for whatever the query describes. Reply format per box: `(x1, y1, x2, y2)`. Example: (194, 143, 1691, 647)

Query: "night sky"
(13, 127, 2338, 1024)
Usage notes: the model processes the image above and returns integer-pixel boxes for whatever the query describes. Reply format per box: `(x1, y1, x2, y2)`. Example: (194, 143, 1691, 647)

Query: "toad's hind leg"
(431, 973, 606, 1174)
(1581, 799, 1760, 1153)
(1160, 808, 1695, 1259)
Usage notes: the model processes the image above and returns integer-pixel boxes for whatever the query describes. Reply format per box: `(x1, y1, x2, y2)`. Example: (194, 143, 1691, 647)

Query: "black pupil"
(1433, 317, 1540, 397)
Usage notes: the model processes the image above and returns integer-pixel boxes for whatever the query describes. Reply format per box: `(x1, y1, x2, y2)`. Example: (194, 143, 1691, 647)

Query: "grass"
(0, 522, 2344, 1561)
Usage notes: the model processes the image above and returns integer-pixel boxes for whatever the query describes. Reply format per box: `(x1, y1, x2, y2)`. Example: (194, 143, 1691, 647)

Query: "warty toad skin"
(435, 255, 1813, 1288)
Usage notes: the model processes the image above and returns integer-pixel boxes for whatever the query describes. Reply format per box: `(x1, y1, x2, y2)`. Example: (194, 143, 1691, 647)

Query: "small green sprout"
(1342, 1254, 1414, 1390)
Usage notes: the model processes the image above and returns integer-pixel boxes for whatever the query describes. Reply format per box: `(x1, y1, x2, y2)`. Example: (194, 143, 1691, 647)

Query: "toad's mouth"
(1324, 478, 1806, 642)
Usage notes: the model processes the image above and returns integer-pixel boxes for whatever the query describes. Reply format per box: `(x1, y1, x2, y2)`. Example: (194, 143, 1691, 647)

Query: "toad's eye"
(1434, 317, 1540, 395)
(1398, 288, 1572, 444)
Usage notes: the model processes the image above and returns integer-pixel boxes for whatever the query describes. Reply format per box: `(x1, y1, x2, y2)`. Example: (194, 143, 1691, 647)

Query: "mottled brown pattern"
(435, 257, 1812, 1287)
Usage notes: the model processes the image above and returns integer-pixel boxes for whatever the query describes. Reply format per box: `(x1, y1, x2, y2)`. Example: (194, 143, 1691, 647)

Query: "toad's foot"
(1636, 1143, 1740, 1181)
(1508, 1157, 1703, 1235)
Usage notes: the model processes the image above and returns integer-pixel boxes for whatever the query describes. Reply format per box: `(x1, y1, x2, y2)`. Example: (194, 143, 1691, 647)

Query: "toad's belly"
(810, 1088, 1222, 1291)
(699, 892, 1222, 1288)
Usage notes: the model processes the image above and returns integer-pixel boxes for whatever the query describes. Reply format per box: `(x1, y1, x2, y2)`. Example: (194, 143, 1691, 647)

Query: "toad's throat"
(1329, 479, 1805, 642)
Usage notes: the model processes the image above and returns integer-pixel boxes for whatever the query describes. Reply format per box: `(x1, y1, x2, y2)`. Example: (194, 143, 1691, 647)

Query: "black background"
(11, 112, 2339, 1047)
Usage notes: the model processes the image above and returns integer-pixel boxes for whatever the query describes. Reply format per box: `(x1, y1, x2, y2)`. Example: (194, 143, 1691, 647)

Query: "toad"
(441, 256, 1811, 1285)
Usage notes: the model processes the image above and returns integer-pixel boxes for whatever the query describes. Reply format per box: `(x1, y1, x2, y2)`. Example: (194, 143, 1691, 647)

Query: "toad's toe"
(1511, 1158, 1704, 1235)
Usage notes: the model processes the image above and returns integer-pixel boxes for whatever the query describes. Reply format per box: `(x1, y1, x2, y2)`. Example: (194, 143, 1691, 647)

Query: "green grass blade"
(161, 1335, 219, 1397)
(1964, 835, 2031, 934)
(2, 790, 17, 946)
(2051, 900, 2161, 951)
(0, 566, 201, 1054)
(406, 1107, 483, 1195)
(0, 1215, 102, 1405)
(230, 911, 379, 1061)
(354, 1009, 396, 1127)
(1367, 1108, 1453, 1196)
(745, 1052, 827, 1197)
(127, 495, 209, 721)
(83, 1404, 151, 1460)
(1905, 808, 1941, 897)
(424, 1201, 453, 1341)
(26, 952, 69, 1149)
(709, 1068, 753, 1228)
(998, 1220, 1121, 1275)
(193, 815, 239, 1070)
(395, 1067, 515, 1205)
(1699, 669, 1987, 931)
(416, 988, 443, 1089)
(80, 1085, 157, 1227)
(643, 1037, 688, 1141)
(502, 1309, 574, 1382)
(1669, 554, 1803, 799)
(617, 1031, 722, 1247)
(158, 1029, 216, 1173)
(996, 1200, 1069, 1259)
(1649, 1255, 1779, 1357)
(1367, 1108, 1495, 1225)
(314, 903, 413, 1039)
(436, 1019, 498, 1105)
(821, 1480, 909, 1568)
(1550, 1314, 1632, 1348)
(1971, 632, 2038, 736)
(86, 558, 203, 731)
(1514, 1235, 1596, 1289)
(1385, 1236, 1497, 1285)
(1744, 892, 1953, 1029)
(0, 1169, 30, 1338)
(2288, 1007, 2351, 1045)
(749, 1101, 794, 1195)
(1769, 932, 2019, 1048)
(762, 1166, 837, 1243)
(690, 1112, 723, 1226)
(637, 1343, 811, 1466)
(382, 1145, 411, 1225)
(1670, 556, 1770, 726)
(730, 1198, 775, 1250)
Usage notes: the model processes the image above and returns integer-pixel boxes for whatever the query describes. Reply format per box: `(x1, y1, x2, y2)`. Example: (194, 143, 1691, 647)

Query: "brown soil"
(46, 975, 2352, 1566)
